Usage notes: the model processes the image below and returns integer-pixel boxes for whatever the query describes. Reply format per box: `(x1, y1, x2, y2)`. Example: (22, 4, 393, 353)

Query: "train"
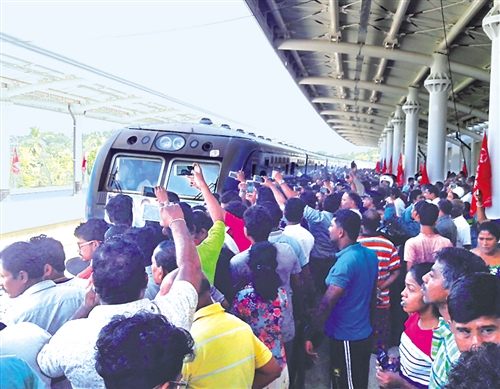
(85, 119, 361, 220)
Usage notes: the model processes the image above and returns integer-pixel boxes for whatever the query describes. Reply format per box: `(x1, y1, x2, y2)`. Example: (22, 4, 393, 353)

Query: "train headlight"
(156, 135, 185, 151)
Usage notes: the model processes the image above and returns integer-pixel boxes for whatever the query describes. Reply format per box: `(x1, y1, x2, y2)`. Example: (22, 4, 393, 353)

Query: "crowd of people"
(1, 161, 500, 389)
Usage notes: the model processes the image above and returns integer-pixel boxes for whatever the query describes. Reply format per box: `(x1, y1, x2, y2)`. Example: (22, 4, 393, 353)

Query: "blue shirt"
(303, 206, 337, 259)
(324, 243, 378, 341)
(269, 230, 308, 267)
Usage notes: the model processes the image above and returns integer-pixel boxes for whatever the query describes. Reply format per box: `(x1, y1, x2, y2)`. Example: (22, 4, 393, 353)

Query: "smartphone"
(228, 171, 238, 179)
(252, 175, 264, 183)
(176, 165, 194, 176)
(142, 204, 161, 222)
(142, 186, 156, 198)
(246, 181, 255, 194)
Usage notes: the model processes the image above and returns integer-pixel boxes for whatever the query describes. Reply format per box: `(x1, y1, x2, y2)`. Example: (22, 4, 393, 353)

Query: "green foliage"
(332, 149, 380, 162)
(10, 128, 113, 188)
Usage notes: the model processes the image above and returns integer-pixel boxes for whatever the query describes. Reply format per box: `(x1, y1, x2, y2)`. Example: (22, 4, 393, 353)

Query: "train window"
(166, 159, 221, 199)
(264, 158, 269, 167)
(290, 162, 295, 176)
(108, 155, 163, 193)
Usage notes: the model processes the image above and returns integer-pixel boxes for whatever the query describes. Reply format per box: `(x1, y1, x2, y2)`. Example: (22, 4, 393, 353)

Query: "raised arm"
(262, 176, 287, 210)
(189, 163, 223, 223)
(272, 170, 297, 200)
(156, 187, 203, 293)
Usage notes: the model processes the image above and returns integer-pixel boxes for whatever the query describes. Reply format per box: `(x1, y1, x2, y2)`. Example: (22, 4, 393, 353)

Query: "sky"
(1, 0, 373, 155)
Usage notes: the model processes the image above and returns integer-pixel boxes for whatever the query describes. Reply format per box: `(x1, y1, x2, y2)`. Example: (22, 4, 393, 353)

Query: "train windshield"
(166, 159, 221, 199)
(108, 155, 163, 193)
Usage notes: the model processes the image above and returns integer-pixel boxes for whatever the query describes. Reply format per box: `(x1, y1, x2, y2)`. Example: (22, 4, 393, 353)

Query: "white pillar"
(0, 102, 13, 201)
(69, 106, 85, 194)
(380, 134, 387, 167)
(392, 105, 405, 175)
(483, 0, 500, 219)
(403, 87, 421, 180)
(470, 137, 478, 176)
(424, 53, 452, 184)
(385, 122, 394, 174)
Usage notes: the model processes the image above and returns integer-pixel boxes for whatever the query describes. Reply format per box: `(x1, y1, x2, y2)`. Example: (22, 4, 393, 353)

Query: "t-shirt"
(224, 212, 252, 252)
(453, 215, 471, 248)
(324, 243, 378, 340)
(399, 313, 434, 389)
(282, 224, 314, 263)
(404, 233, 453, 265)
(357, 235, 401, 308)
(302, 206, 337, 259)
(197, 220, 226, 284)
(183, 303, 272, 389)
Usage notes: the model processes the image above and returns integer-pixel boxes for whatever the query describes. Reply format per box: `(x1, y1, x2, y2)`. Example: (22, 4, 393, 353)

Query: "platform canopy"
(245, 0, 492, 147)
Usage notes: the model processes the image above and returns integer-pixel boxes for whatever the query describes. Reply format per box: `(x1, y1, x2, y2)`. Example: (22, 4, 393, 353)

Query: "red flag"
(389, 156, 393, 174)
(382, 159, 387, 174)
(375, 161, 381, 173)
(11, 147, 21, 175)
(462, 159, 468, 177)
(397, 153, 404, 187)
(420, 162, 430, 185)
(81, 153, 87, 172)
(471, 132, 492, 214)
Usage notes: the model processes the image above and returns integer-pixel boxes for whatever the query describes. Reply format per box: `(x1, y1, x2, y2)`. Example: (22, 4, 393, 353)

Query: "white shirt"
(283, 224, 315, 261)
(37, 280, 198, 389)
(453, 215, 471, 248)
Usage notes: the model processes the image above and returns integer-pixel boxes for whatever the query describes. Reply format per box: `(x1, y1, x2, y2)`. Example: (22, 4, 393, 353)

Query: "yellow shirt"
(183, 303, 272, 389)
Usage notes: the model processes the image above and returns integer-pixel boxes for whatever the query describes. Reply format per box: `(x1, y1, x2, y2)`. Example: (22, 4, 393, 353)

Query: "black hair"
(167, 191, 180, 203)
(105, 194, 133, 226)
(154, 240, 178, 274)
(409, 189, 422, 203)
(29, 235, 65, 272)
(408, 262, 434, 286)
(438, 199, 453, 215)
(333, 209, 361, 241)
(284, 198, 306, 223)
(361, 209, 380, 232)
(224, 200, 248, 219)
(415, 202, 439, 226)
(220, 190, 241, 205)
(444, 342, 500, 389)
(92, 236, 147, 304)
(248, 241, 281, 301)
(95, 311, 194, 389)
(435, 247, 489, 290)
(256, 186, 276, 205)
(345, 191, 361, 208)
(177, 202, 194, 233)
(104, 223, 129, 240)
(323, 193, 342, 213)
(243, 205, 273, 242)
(435, 181, 444, 192)
(299, 190, 317, 209)
(0, 241, 44, 279)
(74, 218, 109, 242)
(477, 221, 500, 241)
(192, 205, 207, 213)
(448, 273, 500, 324)
(423, 184, 439, 197)
(192, 210, 213, 233)
(122, 226, 159, 267)
(259, 201, 283, 228)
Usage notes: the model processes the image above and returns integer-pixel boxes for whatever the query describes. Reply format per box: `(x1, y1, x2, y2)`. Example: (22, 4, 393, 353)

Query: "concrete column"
(69, 106, 85, 194)
(0, 102, 13, 201)
(380, 134, 387, 168)
(392, 105, 405, 175)
(470, 137, 478, 176)
(424, 53, 452, 183)
(385, 122, 394, 174)
(483, 0, 500, 219)
(403, 87, 421, 180)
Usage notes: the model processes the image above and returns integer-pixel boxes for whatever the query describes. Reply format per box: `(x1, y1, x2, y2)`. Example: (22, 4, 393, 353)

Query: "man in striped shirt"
(422, 248, 489, 389)
(358, 209, 401, 352)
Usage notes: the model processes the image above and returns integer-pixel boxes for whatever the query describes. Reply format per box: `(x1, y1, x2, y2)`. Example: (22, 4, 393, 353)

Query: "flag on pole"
(389, 156, 393, 174)
(382, 159, 387, 174)
(82, 153, 87, 172)
(11, 147, 21, 175)
(397, 153, 405, 187)
(471, 132, 492, 215)
(462, 159, 468, 177)
(375, 161, 381, 173)
(420, 162, 430, 185)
